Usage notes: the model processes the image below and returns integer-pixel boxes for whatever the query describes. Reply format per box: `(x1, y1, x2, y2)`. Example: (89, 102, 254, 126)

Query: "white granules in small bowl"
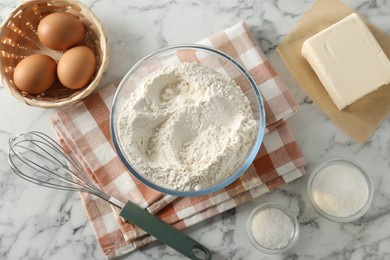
(308, 158, 373, 222)
(118, 62, 257, 192)
(247, 204, 299, 254)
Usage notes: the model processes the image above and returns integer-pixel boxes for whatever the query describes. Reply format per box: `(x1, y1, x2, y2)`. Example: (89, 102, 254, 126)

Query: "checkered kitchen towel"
(51, 21, 305, 258)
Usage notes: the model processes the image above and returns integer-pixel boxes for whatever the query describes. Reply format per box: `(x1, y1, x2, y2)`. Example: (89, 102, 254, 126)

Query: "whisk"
(8, 131, 211, 260)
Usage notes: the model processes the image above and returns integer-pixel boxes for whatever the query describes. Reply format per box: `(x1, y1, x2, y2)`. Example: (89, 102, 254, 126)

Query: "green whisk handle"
(119, 201, 212, 260)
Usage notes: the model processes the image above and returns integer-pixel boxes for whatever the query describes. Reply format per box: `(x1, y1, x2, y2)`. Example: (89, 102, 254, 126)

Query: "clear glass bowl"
(110, 44, 265, 196)
(307, 158, 373, 223)
(247, 203, 299, 254)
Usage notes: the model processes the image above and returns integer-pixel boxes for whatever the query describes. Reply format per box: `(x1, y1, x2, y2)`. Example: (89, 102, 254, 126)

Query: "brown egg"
(13, 54, 57, 94)
(57, 46, 96, 89)
(38, 12, 85, 51)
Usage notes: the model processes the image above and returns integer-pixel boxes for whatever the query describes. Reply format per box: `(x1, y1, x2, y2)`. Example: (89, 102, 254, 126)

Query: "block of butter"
(302, 13, 390, 110)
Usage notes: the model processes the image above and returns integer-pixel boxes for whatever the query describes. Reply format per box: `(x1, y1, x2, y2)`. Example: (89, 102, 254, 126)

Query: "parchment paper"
(277, 0, 390, 144)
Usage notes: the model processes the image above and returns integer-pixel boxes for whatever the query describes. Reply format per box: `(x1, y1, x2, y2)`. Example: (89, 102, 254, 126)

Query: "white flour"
(118, 63, 257, 191)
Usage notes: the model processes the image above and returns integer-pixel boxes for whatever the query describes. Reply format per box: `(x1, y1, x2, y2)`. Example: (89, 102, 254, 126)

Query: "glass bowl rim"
(307, 157, 374, 223)
(110, 43, 266, 197)
(246, 203, 299, 254)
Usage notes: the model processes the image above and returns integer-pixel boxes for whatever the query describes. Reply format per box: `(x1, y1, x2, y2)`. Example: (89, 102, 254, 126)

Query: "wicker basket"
(0, 0, 109, 108)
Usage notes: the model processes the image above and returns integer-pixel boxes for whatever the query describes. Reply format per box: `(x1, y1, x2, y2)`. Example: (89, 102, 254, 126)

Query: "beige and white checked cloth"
(51, 21, 306, 258)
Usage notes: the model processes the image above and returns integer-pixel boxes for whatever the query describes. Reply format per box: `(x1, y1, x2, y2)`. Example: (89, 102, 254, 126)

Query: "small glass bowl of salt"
(307, 158, 373, 223)
(247, 204, 299, 254)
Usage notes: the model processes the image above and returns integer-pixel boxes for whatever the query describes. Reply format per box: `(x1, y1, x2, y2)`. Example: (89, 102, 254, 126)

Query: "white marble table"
(1, 0, 390, 259)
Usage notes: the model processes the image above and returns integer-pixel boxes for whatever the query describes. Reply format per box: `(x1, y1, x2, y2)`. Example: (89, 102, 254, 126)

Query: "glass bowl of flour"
(110, 44, 265, 196)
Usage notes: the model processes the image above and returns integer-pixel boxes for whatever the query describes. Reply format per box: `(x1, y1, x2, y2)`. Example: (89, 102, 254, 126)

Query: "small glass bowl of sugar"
(247, 204, 299, 254)
(307, 158, 373, 223)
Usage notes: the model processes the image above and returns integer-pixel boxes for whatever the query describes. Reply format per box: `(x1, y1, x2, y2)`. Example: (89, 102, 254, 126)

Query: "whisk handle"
(119, 201, 211, 260)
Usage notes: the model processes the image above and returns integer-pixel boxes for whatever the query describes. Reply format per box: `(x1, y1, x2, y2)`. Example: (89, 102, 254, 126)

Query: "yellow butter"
(302, 13, 390, 110)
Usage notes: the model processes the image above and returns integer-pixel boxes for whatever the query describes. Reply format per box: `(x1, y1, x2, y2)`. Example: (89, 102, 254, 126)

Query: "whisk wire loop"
(8, 131, 113, 205)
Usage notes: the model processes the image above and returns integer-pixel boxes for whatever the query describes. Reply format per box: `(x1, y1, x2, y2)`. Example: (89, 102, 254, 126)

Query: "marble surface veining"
(1, 0, 390, 259)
